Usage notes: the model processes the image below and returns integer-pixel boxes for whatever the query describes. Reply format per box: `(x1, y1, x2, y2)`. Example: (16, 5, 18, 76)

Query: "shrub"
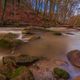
(53, 68, 70, 79)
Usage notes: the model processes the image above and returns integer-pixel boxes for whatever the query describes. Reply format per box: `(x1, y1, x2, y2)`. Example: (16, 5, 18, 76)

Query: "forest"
(0, 0, 80, 27)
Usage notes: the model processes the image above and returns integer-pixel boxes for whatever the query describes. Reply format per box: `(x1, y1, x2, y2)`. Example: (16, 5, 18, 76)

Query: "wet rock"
(15, 54, 40, 66)
(11, 66, 34, 80)
(3, 33, 18, 40)
(22, 28, 33, 35)
(2, 56, 16, 67)
(2, 55, 40, 67)
(0, 73, 6, 80)
(0, 38, 12, 49)
(65, 32, 74, 35)
(67, 50, 80, 68)
(53, 67, 70, 80)
(29, 35, 40, 41)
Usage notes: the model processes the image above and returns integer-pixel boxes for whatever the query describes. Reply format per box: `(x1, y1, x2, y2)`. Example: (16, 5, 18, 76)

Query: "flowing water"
(0, 27, 80, 79)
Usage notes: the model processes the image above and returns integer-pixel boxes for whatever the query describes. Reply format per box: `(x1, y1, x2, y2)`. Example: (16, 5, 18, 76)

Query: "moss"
(11, 66, 25, 78)
(53, 68, 70, 79)
(0, 39, 12, 48)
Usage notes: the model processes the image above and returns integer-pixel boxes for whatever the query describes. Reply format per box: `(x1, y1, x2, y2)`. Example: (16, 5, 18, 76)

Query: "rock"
(11, 66, 34, 80)
(29, 35, 40, 41)
(0, 64, 15, 79)
(53, 67, 70, 80)
(15, 54, 39, 66)
(2, 55, 40, 67)
(22, 28, 33, 35)
(2, 56, 16, 67)
(73, 76, 80, 80)
(67, 50, 80, 68)
(0, 74, 6, 80)
(55, 59, 68, 66)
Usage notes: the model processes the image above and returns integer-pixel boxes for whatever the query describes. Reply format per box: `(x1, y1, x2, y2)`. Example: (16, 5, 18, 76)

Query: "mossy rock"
(2, 54, 40, 67)
(67, 50, 80, 68)
(3, 33, 18, 40)
(53, 67, 70, 79)
(15, 54, 39, 66)
(2, 56, 16, 67)
(29, 35, 40, 41)
(0, 38, 12, 48)
(11, 66, 34, 80)
(0, 37, 23, 49)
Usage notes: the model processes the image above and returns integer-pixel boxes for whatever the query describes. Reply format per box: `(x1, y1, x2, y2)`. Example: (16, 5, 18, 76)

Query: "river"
(0, 27, 80, 79)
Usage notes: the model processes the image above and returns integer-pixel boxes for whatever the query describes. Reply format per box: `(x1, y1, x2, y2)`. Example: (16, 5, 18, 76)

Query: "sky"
(31, 0, 80, 16)
(74, 4, 80, 15)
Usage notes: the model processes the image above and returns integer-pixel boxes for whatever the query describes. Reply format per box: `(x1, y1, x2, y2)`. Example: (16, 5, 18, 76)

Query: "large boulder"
(11, 66, 34, 80)
(2, 54, 40, 67)
(15, 54, 40, 66)
(67, 50, 80, 68)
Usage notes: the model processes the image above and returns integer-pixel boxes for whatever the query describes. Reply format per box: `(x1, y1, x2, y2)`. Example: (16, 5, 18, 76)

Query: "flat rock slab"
(67, 50, 80, 68)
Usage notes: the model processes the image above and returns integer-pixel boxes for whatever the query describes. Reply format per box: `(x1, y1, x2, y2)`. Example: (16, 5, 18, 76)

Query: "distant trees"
(0, 0, 80, 26)
(1, 0, 7, 21)
(1, 0, 22, 21)
(30, 0, 80, 24)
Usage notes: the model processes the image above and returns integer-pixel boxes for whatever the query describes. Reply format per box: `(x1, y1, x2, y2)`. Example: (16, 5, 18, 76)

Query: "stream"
(0, 27, 80, 79)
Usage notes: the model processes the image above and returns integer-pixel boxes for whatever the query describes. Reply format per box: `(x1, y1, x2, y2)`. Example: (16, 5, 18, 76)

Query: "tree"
(1, 0, 7, 21)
